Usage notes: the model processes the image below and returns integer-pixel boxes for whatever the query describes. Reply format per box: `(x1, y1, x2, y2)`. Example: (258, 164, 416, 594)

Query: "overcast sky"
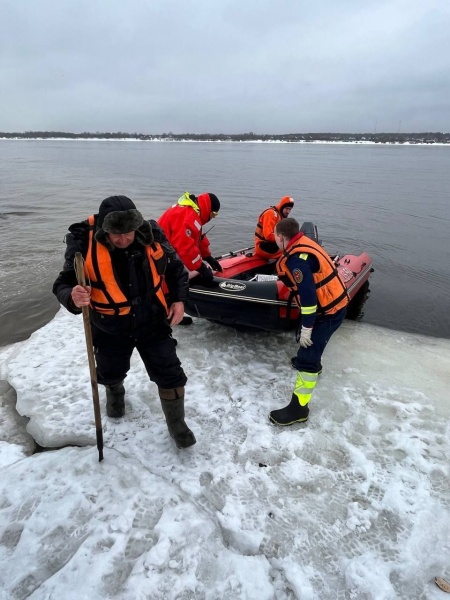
(1, 0, 449, 134)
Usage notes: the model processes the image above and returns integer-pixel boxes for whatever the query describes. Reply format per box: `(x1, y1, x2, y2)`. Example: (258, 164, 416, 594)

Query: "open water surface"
(0, 139, 449, 346)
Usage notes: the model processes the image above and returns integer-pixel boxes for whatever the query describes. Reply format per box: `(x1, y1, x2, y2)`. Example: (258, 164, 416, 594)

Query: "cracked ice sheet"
(0, 308, 449, 598)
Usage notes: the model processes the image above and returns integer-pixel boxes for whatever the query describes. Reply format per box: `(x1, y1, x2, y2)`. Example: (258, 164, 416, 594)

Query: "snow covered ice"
(0, 308, 450, 600)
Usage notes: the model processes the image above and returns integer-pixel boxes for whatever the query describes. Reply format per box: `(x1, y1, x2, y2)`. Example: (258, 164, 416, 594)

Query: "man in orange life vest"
(269, 218, 349, 426)
(254, 196, 294, 260)
(53, 195, 196, 449)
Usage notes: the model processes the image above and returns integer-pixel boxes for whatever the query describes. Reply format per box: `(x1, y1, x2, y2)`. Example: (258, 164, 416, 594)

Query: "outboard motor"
(300, 221, 321, 245)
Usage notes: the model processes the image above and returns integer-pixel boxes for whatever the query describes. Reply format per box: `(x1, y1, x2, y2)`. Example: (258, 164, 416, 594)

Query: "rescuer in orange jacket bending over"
(269, 217, 349, 426)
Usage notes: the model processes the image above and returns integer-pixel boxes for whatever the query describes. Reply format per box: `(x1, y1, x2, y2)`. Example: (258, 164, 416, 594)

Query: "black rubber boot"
(180, 316, 193, 326)
(105, 382, 125, 418)
(269, 394, 309, 426)
(159, 387, 196, 449)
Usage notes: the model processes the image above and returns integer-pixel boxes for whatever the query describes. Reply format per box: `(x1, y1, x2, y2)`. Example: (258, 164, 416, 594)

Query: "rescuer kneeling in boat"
(254, 196, 294, 260)
(53, 195, 196, 449)
(269, 218, 349, 425)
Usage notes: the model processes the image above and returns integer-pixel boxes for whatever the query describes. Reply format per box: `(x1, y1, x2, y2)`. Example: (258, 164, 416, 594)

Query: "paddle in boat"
(184, 222, 374, 331)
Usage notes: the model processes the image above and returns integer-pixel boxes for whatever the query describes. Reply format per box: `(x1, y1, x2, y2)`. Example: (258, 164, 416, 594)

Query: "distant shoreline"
(1, 137, 450, 146)
(0, 131, 449, 145)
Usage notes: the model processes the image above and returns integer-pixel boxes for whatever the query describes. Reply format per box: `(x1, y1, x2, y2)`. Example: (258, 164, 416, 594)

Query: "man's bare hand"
(71, 285, 91, 308)
(168, 301, 185, 326)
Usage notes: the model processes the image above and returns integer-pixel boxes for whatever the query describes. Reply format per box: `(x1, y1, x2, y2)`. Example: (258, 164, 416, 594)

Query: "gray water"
(1, 139, 449, 346)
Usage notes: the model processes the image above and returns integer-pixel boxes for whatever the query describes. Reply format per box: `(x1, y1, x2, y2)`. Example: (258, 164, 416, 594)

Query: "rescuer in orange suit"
(254, 196, 294, 260)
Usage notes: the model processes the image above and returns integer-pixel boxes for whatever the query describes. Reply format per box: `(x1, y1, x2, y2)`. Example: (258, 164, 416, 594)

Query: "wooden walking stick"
(74, 252, 104, 462)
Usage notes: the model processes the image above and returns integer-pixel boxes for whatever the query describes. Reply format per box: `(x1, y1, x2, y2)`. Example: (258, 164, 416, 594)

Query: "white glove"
(299, 327, 313, 348)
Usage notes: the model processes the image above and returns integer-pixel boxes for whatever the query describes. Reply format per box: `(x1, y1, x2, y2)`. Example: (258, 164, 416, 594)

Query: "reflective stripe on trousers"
(294, 371, 319, 406)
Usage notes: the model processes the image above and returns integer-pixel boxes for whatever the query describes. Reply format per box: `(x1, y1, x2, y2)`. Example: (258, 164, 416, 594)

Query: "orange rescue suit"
(254, 196, 294, 259)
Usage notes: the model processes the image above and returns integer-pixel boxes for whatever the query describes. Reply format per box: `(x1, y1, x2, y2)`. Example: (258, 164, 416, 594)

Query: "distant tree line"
(1, 130, 449, 144)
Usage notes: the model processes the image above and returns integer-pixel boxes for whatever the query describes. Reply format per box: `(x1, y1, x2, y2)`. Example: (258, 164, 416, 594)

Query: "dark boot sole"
(268, 414, 309, 426)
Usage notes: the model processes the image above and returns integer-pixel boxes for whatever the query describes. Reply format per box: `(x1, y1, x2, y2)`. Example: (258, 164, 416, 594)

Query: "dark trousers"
(93, 328, 187, 389)
(295, 307, 347, 373)
(258, 241, 279, 255)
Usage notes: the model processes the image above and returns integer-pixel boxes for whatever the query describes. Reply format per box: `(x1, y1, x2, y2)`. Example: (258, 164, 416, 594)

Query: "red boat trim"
(345, 262, 373, 295)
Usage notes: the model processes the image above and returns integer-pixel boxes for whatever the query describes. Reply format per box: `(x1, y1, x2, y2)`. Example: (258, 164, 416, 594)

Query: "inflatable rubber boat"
(185, 222, 373, 331)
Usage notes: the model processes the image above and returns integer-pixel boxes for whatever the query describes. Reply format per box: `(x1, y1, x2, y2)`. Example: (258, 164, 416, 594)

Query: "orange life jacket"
(254, 206, 280, 242)
(276, 234, 349, 315)
(255, 197, 293, 244)
(84, 215, 169, 316)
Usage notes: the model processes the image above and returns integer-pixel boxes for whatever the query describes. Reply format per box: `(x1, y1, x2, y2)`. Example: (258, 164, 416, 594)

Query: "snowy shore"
(0, 310, 449, 599)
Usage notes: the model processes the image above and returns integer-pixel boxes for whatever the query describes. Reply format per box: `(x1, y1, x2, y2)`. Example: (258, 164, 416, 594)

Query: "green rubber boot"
(105, 382, 125, 418)
(159, 387, 196, 449)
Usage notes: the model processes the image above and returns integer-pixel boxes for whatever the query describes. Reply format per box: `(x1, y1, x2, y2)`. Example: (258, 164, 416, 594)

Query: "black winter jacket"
(53, 217, 189, 340)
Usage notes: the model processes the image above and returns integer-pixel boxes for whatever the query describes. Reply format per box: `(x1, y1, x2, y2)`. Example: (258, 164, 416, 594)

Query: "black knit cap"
(209, 193, 220, 213)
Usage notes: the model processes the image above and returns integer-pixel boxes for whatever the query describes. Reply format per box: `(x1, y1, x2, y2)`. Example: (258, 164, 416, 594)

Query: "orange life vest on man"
(276, 233, 349, 315)
(254, 196, 294, 259)
(255, 196, 294, 243)
(84, 215, 169, 316)
(254, 206, 281, 243)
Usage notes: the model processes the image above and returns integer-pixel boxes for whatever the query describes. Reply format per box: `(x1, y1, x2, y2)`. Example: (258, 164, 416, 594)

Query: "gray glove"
(299, 327, 313, 348)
